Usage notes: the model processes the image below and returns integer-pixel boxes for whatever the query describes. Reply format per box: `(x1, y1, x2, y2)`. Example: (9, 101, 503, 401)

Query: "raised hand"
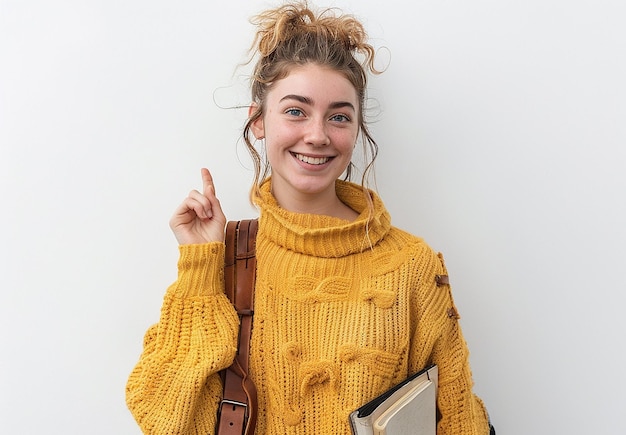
(169, 168, 227, 245)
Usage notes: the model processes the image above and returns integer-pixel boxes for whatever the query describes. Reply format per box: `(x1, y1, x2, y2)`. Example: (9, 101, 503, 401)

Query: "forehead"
(268, 64, 359, 106)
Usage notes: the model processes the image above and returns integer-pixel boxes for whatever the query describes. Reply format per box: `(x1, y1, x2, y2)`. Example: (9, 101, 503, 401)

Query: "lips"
(292, 152, 333, 165)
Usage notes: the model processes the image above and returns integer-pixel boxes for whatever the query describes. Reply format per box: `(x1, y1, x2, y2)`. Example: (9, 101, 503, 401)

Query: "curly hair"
(243, 1, 381, 204)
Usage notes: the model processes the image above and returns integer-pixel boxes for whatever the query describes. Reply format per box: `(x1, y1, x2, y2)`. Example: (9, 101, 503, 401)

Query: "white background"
(1, 0, 625, 433)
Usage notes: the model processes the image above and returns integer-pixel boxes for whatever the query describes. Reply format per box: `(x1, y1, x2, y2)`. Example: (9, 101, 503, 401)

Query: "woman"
(126, 2, 492, 434)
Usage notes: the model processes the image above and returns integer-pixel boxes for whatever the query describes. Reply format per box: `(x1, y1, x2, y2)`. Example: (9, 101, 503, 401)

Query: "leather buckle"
(220, 398, 248, 411)
(218, 398, 249, 433)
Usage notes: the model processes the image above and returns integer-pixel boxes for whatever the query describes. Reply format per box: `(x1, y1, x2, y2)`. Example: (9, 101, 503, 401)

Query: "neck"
(271, 181, 358, 221)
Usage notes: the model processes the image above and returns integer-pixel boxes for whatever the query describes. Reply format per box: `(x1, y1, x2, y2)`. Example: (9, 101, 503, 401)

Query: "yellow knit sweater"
(126, 180, 490, 434)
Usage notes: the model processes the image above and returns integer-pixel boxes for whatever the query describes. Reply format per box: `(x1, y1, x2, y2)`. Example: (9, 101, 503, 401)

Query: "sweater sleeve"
(126, 242, 240, 435)
(410, 249, 490, 435)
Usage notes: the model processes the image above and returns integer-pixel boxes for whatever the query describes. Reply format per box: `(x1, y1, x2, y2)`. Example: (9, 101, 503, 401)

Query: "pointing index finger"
(201, 168, 214, 196)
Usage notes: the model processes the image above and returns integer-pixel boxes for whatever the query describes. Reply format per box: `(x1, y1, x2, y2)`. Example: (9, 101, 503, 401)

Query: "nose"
(304, 118, 330, 147)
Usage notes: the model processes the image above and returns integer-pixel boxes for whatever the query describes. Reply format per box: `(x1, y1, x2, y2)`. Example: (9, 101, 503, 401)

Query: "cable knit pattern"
(126, 179, 489, 435)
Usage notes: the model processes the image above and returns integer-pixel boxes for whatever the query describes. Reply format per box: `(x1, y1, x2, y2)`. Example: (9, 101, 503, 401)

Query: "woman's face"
(251, 63, 360, 206)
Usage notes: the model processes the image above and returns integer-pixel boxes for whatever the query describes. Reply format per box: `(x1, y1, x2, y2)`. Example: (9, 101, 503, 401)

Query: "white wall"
(1, 0, 625, 433)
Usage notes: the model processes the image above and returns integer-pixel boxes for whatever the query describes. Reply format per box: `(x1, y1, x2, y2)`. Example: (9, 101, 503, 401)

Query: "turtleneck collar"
(254, 178, 392, 258)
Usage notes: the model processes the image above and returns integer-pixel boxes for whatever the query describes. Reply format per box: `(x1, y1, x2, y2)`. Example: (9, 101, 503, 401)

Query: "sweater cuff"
(174, 242, 225, 298)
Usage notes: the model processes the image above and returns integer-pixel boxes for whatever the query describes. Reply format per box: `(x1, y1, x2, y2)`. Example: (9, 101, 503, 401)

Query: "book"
(349, 364, 438, 435)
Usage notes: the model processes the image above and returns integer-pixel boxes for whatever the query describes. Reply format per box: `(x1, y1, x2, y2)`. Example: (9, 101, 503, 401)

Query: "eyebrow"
(279, 94, 356, 112)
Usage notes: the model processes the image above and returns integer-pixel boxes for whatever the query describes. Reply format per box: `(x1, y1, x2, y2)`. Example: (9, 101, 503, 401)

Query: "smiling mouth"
(292, 152, 333, 165)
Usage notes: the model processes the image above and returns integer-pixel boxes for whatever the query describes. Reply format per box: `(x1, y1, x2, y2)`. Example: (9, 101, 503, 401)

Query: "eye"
(330, 113, 351, 123)
(285, 108, 304, 117)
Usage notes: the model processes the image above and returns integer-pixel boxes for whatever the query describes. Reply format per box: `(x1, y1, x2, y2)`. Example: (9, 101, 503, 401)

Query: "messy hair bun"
(243, 1, 381, 205)
(250, 2, 378, 76)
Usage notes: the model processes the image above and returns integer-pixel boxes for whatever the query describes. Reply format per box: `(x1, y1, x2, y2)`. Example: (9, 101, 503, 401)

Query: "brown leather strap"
(217, 219, 258, 435)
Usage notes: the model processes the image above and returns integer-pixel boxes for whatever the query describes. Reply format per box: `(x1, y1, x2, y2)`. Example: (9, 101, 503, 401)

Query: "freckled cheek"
(332, 132, 358, 154)
(265, 135, 297, 164)
(268, 124, 300, 145)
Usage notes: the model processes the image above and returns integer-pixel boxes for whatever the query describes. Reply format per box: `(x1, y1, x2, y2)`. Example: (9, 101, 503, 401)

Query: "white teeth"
(294, 153, 331, 165)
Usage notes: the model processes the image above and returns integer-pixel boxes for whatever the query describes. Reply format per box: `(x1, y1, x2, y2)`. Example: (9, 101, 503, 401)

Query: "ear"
(249, 103, 265, 140)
